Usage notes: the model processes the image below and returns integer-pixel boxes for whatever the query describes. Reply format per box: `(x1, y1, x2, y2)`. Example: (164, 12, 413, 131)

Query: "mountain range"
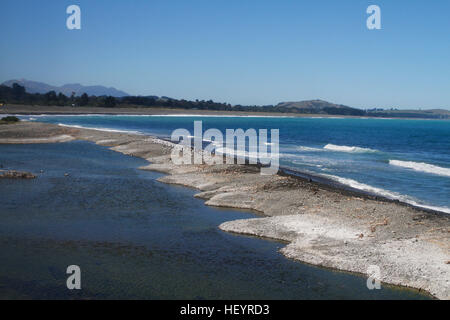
(2, 79, 129, 97)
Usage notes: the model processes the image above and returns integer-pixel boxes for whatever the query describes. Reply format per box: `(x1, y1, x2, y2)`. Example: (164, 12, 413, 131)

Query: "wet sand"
(0, 121, 449, 299)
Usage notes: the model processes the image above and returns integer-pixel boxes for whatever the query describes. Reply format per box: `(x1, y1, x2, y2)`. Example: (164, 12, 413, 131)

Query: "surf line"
(170, 120, 280, 175)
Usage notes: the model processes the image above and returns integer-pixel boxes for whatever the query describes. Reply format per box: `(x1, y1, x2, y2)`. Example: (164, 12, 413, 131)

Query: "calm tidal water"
(0, 141, 431, 299)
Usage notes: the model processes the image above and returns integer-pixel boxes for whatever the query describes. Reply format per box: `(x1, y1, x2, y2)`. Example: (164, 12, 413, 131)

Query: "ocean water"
(0, 141, 430, 299)
(27, 115, 450, 214)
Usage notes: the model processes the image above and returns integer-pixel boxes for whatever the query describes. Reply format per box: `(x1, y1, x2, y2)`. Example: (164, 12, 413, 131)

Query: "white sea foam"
(291, 160, 324, 168)
(405, 201, 450, 214)
(322, 174, 402, 200)
(389, 160, 450, 178)
(57, 123, 143, 135)
(115, 114, 295, 118)
(297, 146, 323, 152)
(321, 174, 450, 214)
(215, 147, 278, 161)
(323, 144, 378, 153)
(296, 144, 378, 153)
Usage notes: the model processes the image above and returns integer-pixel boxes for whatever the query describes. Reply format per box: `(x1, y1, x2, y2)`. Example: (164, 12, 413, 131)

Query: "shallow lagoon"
(0, 141, 431, 299)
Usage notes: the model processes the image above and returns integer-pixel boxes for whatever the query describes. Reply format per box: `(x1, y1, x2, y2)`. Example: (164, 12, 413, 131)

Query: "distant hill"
(2, 79, 129, 97)
(276, 101, 449, 118)
(275, 99, 366, 116)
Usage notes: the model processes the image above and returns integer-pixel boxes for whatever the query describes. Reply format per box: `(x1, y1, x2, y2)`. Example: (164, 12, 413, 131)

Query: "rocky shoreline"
(0, 122, 448, 299)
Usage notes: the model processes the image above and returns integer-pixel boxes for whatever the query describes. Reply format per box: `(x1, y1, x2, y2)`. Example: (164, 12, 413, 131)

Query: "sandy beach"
(0, 104, 359, 118)
(0, 121, 449, 299)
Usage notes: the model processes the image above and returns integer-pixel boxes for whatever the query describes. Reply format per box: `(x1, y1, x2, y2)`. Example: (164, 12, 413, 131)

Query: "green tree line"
(0, 82, 367, 116)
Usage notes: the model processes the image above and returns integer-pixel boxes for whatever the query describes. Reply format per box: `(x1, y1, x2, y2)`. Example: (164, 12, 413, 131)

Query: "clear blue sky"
(1, 0, 449, 109)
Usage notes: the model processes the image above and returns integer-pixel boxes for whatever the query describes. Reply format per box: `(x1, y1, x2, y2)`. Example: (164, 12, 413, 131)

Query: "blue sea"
(25, 115, 450, 213)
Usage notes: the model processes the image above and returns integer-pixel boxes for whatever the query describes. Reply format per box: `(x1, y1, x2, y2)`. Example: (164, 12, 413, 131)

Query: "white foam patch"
(323, 144, 378, 153)
(322, 174, 450, 214)
(57, 123, 143, 135)
(121, 114, 295, 118)
(297, 146, 323, 152)
(389, 160, 450, 178)
(215, 147, 278, 161)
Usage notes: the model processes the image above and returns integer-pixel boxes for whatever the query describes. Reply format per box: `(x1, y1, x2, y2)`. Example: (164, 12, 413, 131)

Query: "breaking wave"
(295, 144, 379, 153)
(322, 174, 450, 214)
(323, 144, 378, 153)
(297, 146, 323, 152)
(389, 160, 450, 177)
